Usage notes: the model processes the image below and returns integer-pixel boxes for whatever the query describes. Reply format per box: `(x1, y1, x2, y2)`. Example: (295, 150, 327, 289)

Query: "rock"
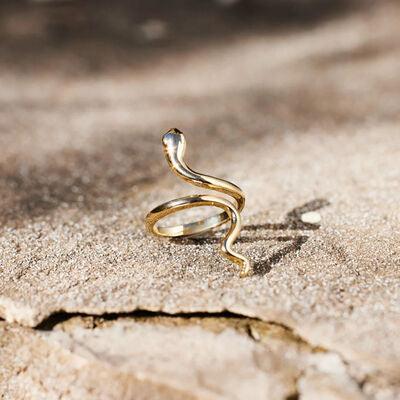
(0, 316, 366, 399)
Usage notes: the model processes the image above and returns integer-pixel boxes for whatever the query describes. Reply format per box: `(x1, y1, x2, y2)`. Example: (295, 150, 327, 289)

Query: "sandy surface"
(0, 0, 400, 398)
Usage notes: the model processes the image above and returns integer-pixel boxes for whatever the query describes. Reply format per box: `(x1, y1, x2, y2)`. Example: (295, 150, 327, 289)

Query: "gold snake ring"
(145, 128, 251, 277)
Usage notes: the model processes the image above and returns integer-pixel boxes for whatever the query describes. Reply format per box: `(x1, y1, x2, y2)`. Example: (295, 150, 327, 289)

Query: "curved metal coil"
(145, 128, 251, 277)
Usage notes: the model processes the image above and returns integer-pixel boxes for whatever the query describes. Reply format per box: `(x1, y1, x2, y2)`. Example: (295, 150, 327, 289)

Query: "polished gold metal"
(145, 128, 251, 277)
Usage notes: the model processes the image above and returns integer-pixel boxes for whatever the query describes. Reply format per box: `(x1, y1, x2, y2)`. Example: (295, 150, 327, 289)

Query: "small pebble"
(300, 211, 321, 225)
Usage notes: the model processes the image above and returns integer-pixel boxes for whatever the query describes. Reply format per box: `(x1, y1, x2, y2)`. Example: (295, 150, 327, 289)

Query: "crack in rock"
(2, 308, 398, 398)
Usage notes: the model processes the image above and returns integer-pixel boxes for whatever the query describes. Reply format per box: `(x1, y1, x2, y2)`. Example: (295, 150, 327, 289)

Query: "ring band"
(145, 129, 251, 277)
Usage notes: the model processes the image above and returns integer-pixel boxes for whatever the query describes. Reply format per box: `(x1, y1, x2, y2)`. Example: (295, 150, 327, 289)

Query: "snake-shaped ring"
(145, 128, 251, 277)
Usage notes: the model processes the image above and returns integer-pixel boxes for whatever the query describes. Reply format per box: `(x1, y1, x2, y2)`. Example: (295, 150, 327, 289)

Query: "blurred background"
(0, 0, 366, 74)
(0, 0, 399, 223)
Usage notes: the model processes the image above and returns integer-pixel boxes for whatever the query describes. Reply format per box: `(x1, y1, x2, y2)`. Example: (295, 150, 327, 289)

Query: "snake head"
(162, 128, 186, 162)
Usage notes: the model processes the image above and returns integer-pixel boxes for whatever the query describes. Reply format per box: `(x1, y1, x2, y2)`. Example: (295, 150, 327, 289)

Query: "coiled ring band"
(145, 129, 251, 277)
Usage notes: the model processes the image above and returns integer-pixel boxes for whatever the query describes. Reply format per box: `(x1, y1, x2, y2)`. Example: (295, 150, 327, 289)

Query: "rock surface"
(0, 316, 368, 400)
(0, 0, 400, 398)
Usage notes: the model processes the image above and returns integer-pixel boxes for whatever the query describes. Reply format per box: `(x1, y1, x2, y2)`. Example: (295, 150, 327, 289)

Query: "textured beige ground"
(0, 0, 400, 398)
